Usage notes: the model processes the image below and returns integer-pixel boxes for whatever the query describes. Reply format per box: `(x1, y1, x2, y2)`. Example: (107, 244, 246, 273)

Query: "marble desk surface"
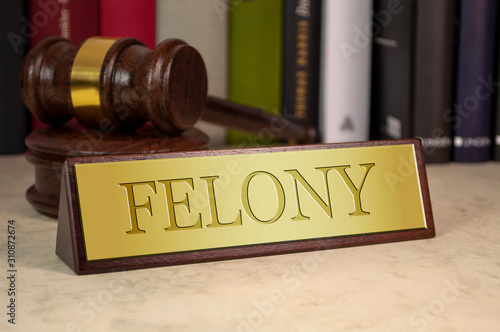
(0, 154, 499, 332)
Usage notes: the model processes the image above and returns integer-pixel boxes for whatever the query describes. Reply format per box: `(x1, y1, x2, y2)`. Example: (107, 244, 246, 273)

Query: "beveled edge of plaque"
(55, 138, 435, 275)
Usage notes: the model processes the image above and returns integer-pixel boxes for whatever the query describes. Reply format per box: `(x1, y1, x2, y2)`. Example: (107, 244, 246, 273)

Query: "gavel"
(21, 36, 316, 144)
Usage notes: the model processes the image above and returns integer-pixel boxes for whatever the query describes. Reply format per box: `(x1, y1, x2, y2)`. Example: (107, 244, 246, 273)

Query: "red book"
(99, 0, 156, 49)
(28, 0, 99, 130)
(29, 0, 99, 47)
(28, 0, 155, 131)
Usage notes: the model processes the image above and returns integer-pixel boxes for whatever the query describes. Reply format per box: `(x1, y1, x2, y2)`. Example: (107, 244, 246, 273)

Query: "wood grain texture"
(21, 36, 207, 135)
(25, 122, 208, 218)
(21, 36, 316, 143)
(56, 138, 435, 275)
(20, 36, 74, 126)
(204, 96, 317, 144)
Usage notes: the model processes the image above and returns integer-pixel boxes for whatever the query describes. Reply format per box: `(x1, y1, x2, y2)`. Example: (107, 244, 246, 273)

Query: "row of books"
(0, 0, 229, 153)
(2, 0, 499, 164)
(371, 0, 499, 163)
(0, 0, 156, 154)
(227, 0, 500, 163)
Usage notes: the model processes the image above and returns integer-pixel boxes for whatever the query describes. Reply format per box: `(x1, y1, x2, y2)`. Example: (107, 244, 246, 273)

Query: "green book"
(227, 0, 284, 145)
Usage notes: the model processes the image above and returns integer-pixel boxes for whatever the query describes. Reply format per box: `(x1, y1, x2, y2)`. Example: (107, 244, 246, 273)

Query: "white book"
(156, 0, 228, 146)
(319, 0, 372, 143)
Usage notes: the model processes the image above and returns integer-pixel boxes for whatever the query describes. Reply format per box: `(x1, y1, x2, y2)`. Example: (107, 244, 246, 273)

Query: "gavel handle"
(203, 96, 317, 144)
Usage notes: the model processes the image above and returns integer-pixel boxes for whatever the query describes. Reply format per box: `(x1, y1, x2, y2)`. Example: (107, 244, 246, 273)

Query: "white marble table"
(0, 154, 499, 331)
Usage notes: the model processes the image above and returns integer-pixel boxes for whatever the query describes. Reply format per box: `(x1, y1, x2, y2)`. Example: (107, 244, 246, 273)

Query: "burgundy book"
(99, 0, 156, 49)
(28, 0, 99, 130)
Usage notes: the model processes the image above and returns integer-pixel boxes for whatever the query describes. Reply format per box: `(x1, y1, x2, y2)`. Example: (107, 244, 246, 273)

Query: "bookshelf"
(0, 154, 499, 330)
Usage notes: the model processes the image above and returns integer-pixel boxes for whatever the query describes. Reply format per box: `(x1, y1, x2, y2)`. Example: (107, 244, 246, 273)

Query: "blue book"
(453, 0, 498, 162)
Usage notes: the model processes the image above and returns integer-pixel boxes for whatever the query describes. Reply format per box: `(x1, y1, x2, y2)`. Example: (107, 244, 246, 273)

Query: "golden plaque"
(56, 139, 434, 274)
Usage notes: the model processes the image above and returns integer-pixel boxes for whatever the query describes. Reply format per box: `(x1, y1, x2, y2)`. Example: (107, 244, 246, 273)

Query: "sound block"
(25, 121, 208, 218)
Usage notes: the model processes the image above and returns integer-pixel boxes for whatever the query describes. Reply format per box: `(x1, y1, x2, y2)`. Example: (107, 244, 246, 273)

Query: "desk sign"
(56, 139, 434, 274)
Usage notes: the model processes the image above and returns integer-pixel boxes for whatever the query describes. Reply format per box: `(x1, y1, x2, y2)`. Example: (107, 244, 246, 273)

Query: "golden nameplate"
(56, 139, 435, 274)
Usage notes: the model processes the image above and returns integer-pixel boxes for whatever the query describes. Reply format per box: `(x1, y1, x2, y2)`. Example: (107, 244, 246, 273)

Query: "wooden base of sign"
(56, 138, 435, 275)
(25, 122, 208, 218)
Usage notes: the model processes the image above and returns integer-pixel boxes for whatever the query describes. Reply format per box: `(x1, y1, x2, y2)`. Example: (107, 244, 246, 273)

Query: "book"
(1, 0, 29, 153)
(156, 0, 228, 146)
(28, 0, 99, 131)
(412, 0, 456, 163)
(370, 0, 413, 142)
(99, 0, 156, 49)
(227, 0, 284, 145)
(494, 102, 500, 160)
(282, 0, 322, 138)
(29, 0, 99, 48)
(320, 0, 372, 143)
(370, 0, 456, 163)
(494, 7, 500, 162)
(453, 0, 498, 162)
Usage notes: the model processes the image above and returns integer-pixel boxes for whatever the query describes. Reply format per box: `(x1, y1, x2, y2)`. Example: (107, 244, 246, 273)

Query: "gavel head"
(20, 36, 208, 135)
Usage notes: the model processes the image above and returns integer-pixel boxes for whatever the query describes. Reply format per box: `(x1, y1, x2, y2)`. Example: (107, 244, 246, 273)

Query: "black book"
(282, 0, 321, 136)
(413, 0, 456, 163)
(494, 79, 500, 160)
(492, 3, 500, 161)
(371, 0, 456, 163)
(453, 0, 498, 162)
(371, 0, 414, 141)
(494, 104, 500, 160)
(0, 1, 29, 154)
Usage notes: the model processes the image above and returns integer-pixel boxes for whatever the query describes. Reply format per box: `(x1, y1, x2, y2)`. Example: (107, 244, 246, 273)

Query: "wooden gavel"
(21, 36, 316, 144)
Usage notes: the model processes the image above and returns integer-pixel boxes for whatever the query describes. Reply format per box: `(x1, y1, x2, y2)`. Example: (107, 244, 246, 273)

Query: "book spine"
(100, 0, 156, 49)
(492, 3, 500, 161)
(282, 0, 321, 137)
(1, 0, 29, 153)
(494, 45, 500, 161)
(320, 0, 372, 143)
(227, 0, 284, 145)
(412, 0, 456, 163)
(494, 100, 500, 160)
(156, 0, 228, 146)
(28, 0, 99, 130)
(370, 0, 414, 141)
(453, 0, 498, 162)
(494, 107, 500, 160)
